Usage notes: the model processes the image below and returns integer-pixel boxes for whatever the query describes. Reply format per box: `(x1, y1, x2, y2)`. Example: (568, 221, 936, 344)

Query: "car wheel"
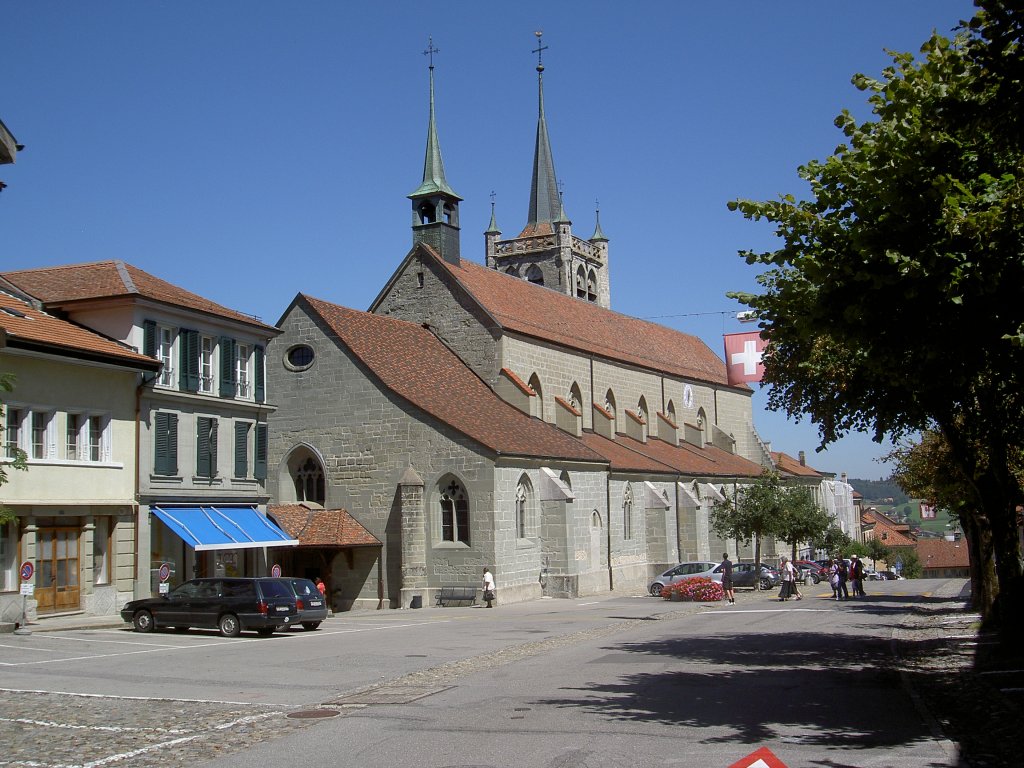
(810, 574, 821, 585)
(759, 577, 772, 591)
(650, 583, 664, 597)
(301, 621, 321, 631)
(218, 614, 241, 638)
(256, 627, 275, 637)
(133, 610, 155, 633)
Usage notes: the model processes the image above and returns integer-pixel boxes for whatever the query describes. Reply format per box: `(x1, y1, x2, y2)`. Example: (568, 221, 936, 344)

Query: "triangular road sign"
(726, 746, 789, 768)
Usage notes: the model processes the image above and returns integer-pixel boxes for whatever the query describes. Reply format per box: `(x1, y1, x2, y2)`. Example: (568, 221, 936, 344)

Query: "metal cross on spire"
(423, 36, 440, 70)
(533, 30, 548, 72)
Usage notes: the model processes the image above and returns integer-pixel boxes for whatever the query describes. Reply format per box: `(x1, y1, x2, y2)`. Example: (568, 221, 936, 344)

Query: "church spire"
(409, 38, 462, 264)
(409, 38, 460, 200)
(524, 31, 562, 233)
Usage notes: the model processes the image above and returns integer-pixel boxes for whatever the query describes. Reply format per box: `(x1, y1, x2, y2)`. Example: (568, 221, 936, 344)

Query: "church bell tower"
(409, 38, 462, 265)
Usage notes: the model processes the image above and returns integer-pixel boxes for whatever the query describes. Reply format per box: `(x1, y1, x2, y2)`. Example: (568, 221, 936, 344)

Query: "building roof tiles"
(268, 504, 381, 548)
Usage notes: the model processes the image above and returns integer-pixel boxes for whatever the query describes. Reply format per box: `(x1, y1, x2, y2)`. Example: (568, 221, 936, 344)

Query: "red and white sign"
(920, 503, 936, 519)
(271, 564, 282, 578)
(726, 746, 789, 768)
(724, 331, 768, 385)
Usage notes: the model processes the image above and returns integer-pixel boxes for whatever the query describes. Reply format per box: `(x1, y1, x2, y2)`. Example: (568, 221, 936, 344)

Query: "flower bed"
(662, 577, 724, 602)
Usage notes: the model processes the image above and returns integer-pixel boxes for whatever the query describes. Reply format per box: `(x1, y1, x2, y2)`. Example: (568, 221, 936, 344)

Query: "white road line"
(576, 601, 601, 606)
(0, 686, 290, 707)
(697, 608, 834, 614)
(28, 634, 183, 647)
(0, 716, 191, 734)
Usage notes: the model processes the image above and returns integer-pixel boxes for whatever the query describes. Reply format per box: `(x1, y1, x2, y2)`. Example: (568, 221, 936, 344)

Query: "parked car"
(731, 562, 780, 590)
(120, 577, 298, 637)
(272, 577, 328, 630)
(793, 560, 827, 584)
(648, 562, 720, 596)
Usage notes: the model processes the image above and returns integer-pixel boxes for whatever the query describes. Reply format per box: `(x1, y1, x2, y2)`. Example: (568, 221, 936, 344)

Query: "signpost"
(271, 564, 281, 578)
(158, 562, 171, 594)
(14, 561, 34, 635)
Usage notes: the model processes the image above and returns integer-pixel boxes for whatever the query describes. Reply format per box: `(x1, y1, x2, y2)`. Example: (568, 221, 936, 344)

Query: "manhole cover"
(326, 684, 452, 705)
(286, 709, 341, 719)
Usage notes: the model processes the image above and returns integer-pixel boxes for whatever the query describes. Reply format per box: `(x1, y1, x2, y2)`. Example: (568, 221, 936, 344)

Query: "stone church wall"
(502, 335, 594, 426)
(373, 254, 499, 385)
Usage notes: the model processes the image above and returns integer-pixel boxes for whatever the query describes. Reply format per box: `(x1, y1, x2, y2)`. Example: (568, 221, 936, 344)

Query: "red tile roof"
(772, 451, 825, 479)
(1, 290, 159, 370)
(2, 260, 276, 332)
(299, 295, 606, 463)
(576, 431, 765, 479)
(917, 538, 970, 569)
(269, 504, 381, 547)
(420, 248, 735, 387)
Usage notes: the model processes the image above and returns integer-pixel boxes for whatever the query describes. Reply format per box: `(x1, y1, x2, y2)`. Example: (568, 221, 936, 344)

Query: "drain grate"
(326, 684, 452, 706)
(287, 709, 341, 719)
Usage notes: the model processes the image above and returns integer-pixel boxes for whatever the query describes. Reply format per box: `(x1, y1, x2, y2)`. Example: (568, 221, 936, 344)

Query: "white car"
(648, 561, 720, 596)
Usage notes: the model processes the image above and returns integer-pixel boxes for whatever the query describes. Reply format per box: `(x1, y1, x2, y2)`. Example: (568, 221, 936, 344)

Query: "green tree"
(727, 2, 1024, 634)
(0, 372, 28, 525)
(775, 486, 833, 561)
(710, 471, 786, 589)
(865, 537, 893, 573)
(812, 525, 852, 559)
(894, 548, 923, 580)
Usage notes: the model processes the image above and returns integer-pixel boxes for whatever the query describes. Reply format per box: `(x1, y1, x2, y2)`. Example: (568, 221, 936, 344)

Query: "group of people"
(718, 553, 868, 604)
(827, 555, 867, 600)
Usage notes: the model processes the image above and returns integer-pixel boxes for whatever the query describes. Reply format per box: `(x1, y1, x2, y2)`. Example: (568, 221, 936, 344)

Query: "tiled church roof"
(0, 289, 159, 369)
(424, 248, 734, 387)
(269, 504, 381, 547)
(2, 260, 276, 331)
(299, 295, 606, 463)
(772, 451, 825, 478)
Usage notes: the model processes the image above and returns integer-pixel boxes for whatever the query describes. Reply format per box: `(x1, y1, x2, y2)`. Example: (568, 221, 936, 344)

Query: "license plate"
(275, 606, 289, 612)
(309, 600, 322, 607)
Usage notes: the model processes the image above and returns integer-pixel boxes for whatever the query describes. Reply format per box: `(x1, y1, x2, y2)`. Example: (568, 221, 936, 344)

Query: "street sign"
(727, 747, 788, 768)
(271, 564, 281, 577)
(20, 583, 35, 596)
(158, 563, 171, 583)
(20, 561, 34, 581)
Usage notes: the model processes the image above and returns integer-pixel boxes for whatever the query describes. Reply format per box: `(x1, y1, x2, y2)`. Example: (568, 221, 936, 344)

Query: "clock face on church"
(683, 384, 694, 409)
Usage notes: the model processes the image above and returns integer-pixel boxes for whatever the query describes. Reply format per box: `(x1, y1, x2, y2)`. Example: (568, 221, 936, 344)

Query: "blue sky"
(1, 2, 974, 480)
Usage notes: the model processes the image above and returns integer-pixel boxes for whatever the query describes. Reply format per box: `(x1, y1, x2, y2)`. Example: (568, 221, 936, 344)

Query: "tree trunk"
(753, 535, 762, 591)
(961, 512, 997, 618)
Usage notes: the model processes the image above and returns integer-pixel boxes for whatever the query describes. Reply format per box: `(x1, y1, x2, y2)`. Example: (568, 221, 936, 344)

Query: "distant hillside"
(848, 478, 909, 505)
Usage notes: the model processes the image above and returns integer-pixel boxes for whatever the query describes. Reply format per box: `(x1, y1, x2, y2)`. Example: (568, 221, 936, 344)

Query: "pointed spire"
(525, 31, 562, 230)
(590, 200, 608, 242)
(486, 191, 501, 234)
(409, 37, 461, 201)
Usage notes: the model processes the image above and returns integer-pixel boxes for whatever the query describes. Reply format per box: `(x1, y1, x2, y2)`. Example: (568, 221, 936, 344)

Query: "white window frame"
(0, 520, 17, 592)
(28, 410, 56, 461)
(66, 412, 80, 460)
(4, 406, 24, 459)
(235, 343, 251, 398)
(84, 413, 111, 463)
(199, 335, 215, 394)
(93, 517, 112, 586)
(157, 326, 175, 387)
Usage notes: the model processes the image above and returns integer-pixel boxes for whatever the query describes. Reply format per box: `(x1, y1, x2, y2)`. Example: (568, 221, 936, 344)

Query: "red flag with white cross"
(724, 331, 768, 385)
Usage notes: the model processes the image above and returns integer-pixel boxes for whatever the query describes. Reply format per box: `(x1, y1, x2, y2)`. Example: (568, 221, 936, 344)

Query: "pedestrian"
(838, 558, 850, 600)
(779, 557, 800, 601)
(850, 554, 866, 597)
(482, 568, 496, 608)
(720, 552, 735, 605)
(829, 559, 841, 599)
(315, 576, 326, 597)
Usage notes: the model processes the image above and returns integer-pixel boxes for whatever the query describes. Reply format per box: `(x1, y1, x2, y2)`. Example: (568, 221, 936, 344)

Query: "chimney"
(798, 450, 806, 466)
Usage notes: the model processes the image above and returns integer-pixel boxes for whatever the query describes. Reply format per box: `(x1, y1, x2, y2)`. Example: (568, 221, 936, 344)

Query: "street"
(0, 579, 970, 768)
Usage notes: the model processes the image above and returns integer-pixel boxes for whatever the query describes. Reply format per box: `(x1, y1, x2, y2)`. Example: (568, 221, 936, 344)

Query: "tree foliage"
(775, 486, 833, 560)
(710, 472, 788, 588)
(727, 1, 1024, 632)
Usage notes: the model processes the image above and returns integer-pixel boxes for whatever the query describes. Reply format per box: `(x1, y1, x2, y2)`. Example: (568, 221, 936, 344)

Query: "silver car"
(648, 561, 720, 596)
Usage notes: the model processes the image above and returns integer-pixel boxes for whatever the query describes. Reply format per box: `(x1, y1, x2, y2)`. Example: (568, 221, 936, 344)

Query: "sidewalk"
(2, 613, 126, 634)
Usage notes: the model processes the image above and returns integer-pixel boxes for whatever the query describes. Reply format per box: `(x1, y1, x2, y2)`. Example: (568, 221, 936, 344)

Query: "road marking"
(0, 716, 191, 734)
(576, 601, 601, 606)
(0, 686, 289, 707)
(698, 608, 833, 615)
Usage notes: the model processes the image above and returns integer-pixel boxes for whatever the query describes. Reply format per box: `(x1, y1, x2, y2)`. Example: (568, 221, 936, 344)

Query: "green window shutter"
(154, 412, 178, 476)
(197, 417, 218, 478)
(143, 320, 157, 357)
(234, 422, 249, 478)
(179, 330, 200, 392)
(219, 337, 236, 397)
(254, 345, 265, 403)
(253, 423, 267, 480)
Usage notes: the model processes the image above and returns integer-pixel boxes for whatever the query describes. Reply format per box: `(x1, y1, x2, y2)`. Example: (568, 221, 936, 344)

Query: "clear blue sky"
(1, 1, 974, 480)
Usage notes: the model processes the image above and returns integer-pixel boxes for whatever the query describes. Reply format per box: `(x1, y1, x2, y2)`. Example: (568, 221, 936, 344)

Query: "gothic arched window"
(439, 476, 470, 544)
(637, 396, 649, 424)
(666, 400, 676, 424)
(506, 265, 520, 277)
(525, 264, 544, 285)
(515, 474, 533, 539)
(587, 269, 598, 302)
(575, 265, 587, 299)
(622, 483, 633, 540)
(568, 382, 583, 412)
(293, 456, 325, 505)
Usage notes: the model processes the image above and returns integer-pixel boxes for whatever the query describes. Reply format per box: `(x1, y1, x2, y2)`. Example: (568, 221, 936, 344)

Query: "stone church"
(265, 52, 804, 611)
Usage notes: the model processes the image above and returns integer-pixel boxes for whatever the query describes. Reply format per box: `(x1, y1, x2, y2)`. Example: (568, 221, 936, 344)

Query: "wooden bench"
(435, 586, 477, 607)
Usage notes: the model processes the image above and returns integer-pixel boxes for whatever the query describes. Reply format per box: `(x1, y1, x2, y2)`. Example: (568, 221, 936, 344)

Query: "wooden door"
(35, 527, 81, 614)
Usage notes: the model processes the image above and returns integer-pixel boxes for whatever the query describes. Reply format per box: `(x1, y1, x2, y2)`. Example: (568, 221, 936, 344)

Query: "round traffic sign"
(20, 561, 34, 581)
(158, 563, 171, 583)
(270, 564, 282, 578)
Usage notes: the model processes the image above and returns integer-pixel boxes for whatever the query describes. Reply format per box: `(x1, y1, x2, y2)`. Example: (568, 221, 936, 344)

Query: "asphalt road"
(0, 578, 965, 768)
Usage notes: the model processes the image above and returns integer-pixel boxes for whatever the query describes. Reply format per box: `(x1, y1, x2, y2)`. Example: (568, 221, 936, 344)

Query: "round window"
(285, 344, 315, 370)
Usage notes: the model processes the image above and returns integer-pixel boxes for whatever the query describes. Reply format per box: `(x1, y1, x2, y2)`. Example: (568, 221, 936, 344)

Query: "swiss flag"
(724, 331, 768, 385)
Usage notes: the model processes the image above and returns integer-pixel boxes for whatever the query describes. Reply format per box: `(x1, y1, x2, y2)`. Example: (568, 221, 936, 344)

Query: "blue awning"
(152, 506, 300, 551)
